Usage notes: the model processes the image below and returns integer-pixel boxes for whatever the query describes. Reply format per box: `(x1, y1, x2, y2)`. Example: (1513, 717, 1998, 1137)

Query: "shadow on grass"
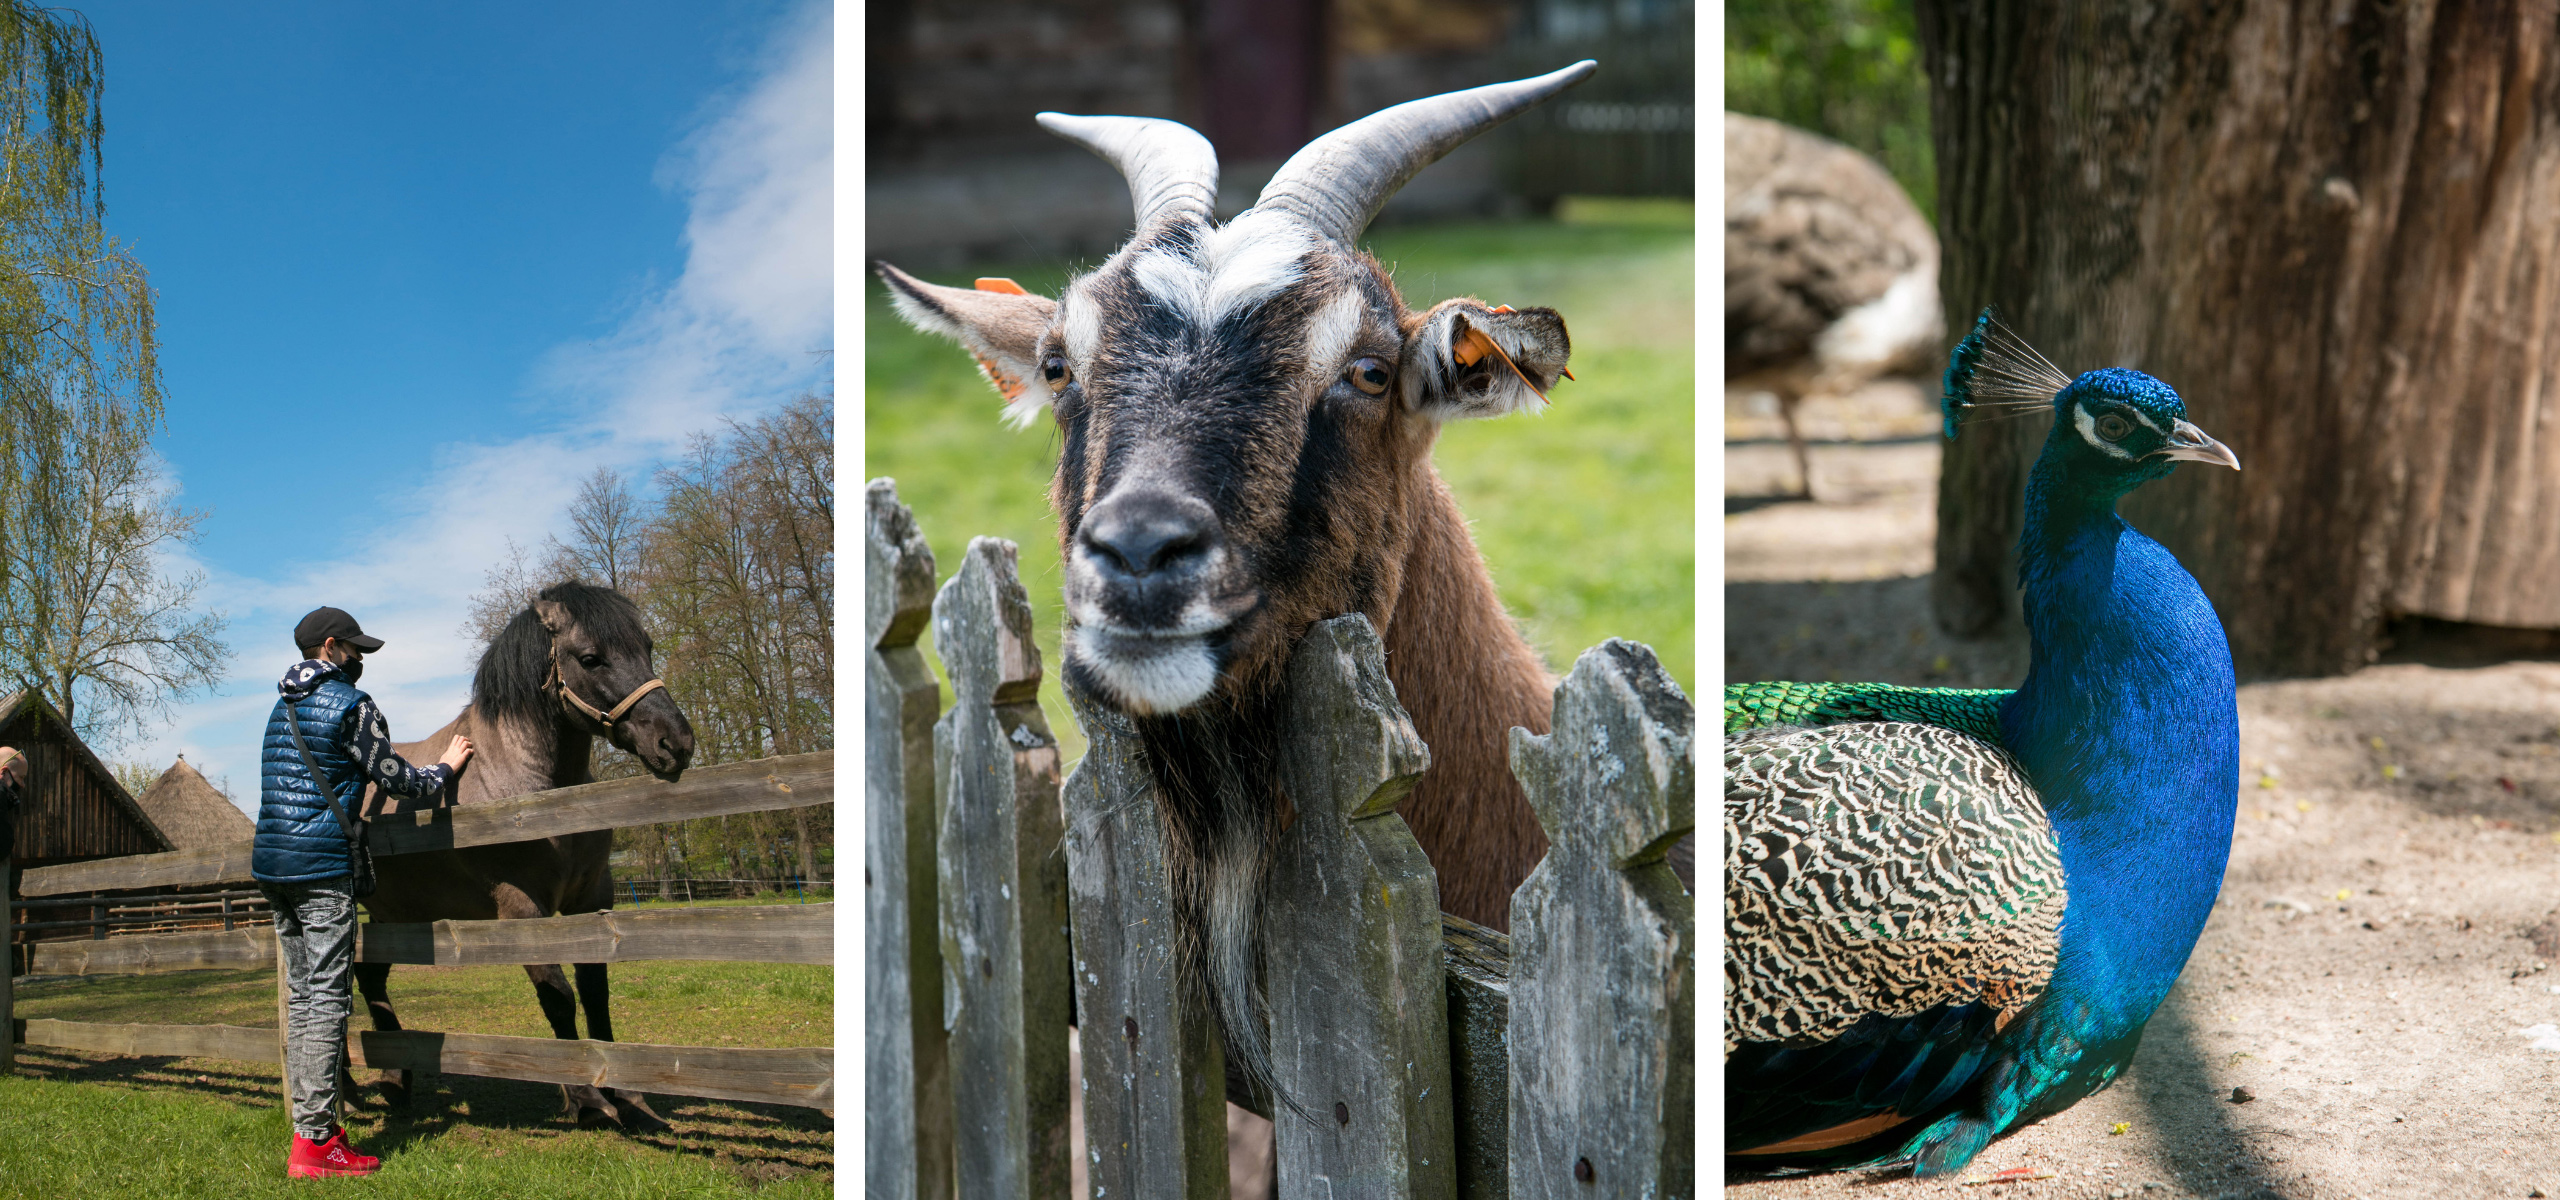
(9, 1046, 832, 1178)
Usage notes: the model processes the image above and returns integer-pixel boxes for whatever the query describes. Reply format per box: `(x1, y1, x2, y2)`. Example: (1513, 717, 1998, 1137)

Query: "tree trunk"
(1921, 0, 2560, 677)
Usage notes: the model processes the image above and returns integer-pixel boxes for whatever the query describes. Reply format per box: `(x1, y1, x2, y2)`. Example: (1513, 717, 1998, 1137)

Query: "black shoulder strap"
(281, 696, 366, 849)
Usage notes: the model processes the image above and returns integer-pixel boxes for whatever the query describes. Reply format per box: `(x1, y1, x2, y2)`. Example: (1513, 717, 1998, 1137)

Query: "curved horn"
(1037, 113, 1221, 232)
(1255, 60, 1597, 244)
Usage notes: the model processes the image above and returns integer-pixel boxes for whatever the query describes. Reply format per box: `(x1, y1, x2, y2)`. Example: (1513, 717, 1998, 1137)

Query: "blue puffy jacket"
(252, 660, 450, 883)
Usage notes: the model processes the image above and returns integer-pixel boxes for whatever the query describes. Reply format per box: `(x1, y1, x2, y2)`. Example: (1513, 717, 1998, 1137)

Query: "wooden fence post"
(1506, 640, 1695, 1200)
(867, 479, 954, 1200)
(3, 846, 14, 1074)
(1266, 614, 1455, 1199)
(933, 537, 1072, 1199)
(1060, 682, 1230, 1199)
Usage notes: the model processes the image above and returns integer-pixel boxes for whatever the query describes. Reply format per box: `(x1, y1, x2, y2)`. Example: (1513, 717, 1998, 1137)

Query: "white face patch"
(1062, 277, 1102, 368)
(2074, 402, 2141, 460)
(1129, 208, 1313, 330)
(1302, 289, 1370, 386)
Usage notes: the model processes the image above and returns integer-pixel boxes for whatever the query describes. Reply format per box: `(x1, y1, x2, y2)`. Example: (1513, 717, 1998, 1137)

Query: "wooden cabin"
(3, 691, 174, 960)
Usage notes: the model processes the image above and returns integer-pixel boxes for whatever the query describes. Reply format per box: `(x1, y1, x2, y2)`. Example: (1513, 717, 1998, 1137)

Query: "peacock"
(1723, 309, 2244, 1176)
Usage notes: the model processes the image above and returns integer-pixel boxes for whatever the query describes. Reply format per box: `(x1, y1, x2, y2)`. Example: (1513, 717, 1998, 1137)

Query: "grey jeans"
(259, 877, 356, 1139)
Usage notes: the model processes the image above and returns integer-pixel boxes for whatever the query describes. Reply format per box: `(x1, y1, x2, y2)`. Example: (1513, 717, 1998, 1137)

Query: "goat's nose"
(1080, 492, 1219, 578)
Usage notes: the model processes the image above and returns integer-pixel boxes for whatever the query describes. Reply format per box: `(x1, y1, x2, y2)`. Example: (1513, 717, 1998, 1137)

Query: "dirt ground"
(1725, 384, 2560, 1200)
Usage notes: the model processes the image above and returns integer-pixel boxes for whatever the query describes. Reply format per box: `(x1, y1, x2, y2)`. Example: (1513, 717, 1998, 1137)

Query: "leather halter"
(546, 651, 667, 728)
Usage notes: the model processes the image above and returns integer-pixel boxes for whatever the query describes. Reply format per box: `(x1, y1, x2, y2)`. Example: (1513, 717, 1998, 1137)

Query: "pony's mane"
(472, 581, 650, 728)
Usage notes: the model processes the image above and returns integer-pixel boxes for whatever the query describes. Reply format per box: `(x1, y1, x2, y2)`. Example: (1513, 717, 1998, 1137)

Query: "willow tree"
(1922, 2, 2560, 677)
(0, 3, 219, 742)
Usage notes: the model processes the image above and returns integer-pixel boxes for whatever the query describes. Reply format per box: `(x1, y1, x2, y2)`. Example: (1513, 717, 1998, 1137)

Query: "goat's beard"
(1134, 688, 1292, 1113)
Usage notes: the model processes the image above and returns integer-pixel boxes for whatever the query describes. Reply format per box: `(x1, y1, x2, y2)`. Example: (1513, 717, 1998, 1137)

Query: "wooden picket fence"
(865, 479, 1695, 1199)
(2, 753, 835, 1114)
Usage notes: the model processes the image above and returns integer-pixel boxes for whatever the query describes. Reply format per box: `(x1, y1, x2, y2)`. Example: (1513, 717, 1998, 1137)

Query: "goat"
(877, 62, 1594, 1098)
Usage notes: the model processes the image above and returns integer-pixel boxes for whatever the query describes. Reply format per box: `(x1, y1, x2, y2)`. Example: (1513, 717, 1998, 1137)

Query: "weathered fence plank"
(34, 925, 275, 974)
(356, 903, 833, 967)
(869, 478, 954, 1200)
(1442, 915, 1511, 1200)
(28, 904, 830, 976)
(1061, 684, 1229, 1200)
(20, 752, 831, 896)
(19, 1018, 281, 1064)
(1505, 641, 1694, 1199)
(352, 1030, 832, 1110)
(934, 537, 1072, 1200)
(1266, 615, 1456, 1199)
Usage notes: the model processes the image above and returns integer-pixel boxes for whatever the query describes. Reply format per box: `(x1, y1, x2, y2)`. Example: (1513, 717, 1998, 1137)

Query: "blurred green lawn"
(866, 198, 1695, 762)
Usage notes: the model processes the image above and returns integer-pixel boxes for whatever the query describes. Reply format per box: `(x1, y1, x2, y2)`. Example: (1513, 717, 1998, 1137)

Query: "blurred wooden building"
(866, 0, 1693, 266)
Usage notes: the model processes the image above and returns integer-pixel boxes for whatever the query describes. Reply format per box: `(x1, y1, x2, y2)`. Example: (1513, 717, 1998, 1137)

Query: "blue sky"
(73, 1, 833, 802)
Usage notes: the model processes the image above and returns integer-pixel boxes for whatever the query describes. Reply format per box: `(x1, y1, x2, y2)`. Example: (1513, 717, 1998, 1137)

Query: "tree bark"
(1921, 0, 2560, 677)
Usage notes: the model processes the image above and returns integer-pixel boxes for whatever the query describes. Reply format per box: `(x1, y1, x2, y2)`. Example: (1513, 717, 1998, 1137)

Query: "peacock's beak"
(2152, 418, 2241, 471)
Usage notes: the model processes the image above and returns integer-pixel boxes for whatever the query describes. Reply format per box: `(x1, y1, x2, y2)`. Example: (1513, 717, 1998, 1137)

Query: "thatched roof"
(132, 756, 253, 850)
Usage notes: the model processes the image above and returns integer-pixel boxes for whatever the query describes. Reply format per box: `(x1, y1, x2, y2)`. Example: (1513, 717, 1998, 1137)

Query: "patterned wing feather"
(1726, 680, 2012, 742)
(1726, 720, 2066, 1154)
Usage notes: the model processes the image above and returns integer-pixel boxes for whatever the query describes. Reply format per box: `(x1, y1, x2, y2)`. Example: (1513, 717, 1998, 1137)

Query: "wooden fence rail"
(17, 752, 829, 897)
(5, 751, 836, 1114)
(864, 479, 1696, 1199)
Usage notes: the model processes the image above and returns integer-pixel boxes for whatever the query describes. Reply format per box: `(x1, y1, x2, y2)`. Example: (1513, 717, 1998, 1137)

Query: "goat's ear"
(1400, 300, 1571, 421)
(876, 262, 1062, 428)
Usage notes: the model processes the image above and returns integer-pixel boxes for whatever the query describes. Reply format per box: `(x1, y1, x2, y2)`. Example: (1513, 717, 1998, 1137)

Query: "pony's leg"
(573, 962, 671, 1132)
(525, 962, 619, 1125)
(352, 961, 412, 1106)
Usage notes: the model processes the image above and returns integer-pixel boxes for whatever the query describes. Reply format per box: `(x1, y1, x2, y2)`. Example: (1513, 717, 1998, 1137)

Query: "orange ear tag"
(1453, 319, 1551, 403)
(974, 277, 1030, 295)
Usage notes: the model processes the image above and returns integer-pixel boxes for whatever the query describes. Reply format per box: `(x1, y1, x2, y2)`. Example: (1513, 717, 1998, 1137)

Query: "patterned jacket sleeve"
(342, 696, 452, 800)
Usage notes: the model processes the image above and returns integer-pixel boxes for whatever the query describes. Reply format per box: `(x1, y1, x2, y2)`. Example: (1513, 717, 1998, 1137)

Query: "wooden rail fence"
(3, 752, 836, 1114)
(864, 479, 1696, 1199)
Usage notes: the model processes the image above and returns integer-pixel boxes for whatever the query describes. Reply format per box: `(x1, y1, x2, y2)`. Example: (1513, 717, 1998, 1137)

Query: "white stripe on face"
(2074, 402, 2140, 460)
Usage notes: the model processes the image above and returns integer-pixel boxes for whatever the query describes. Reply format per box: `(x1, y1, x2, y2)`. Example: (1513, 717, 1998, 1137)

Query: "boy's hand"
(439, 736, 474, 771)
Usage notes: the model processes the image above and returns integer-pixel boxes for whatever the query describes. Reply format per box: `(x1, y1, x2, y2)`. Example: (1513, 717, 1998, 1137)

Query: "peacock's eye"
(1346, 356, 1392, 396)
(2096, 413, 2133, 441)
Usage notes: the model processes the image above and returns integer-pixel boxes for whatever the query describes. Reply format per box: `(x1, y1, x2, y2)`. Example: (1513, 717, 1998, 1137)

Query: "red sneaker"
(287, 1127, 381, 1178)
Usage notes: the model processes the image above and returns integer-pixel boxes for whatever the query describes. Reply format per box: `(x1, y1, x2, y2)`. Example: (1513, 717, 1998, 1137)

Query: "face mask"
(335, 656, 363, 685)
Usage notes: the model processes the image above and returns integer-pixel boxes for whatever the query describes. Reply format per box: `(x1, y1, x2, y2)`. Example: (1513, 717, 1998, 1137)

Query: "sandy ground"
(1725, 384, 2560, 1199)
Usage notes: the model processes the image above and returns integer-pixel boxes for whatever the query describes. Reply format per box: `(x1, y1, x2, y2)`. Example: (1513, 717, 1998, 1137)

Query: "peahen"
(1723, 310, 2244, 1176)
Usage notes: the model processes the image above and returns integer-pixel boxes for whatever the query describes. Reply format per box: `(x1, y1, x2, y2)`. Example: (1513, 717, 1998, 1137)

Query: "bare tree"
(0, 397, 226, 744)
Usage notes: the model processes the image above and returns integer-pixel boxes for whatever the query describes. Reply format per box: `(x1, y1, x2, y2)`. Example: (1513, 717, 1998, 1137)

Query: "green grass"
(865, 201, 1695, 761)
(3, 960, 832, 1197)
(0, 1060, 829, 1199)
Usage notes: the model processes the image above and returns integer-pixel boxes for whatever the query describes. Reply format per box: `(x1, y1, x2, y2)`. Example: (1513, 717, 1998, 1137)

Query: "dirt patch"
(1727, 391, 2560, 1198)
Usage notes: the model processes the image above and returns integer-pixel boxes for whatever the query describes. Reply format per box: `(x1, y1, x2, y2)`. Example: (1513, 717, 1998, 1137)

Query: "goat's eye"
(1346, 356, 1391, 396)
(1042, 354, 1070, 390)
(2096, 413, 2132, 441)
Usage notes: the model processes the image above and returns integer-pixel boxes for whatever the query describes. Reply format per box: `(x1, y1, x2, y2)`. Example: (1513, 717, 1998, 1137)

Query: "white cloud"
(130, 2, 832, 813)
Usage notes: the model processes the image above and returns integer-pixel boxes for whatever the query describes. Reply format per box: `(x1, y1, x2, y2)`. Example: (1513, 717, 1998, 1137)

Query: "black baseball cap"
(294, 607, 384, 654)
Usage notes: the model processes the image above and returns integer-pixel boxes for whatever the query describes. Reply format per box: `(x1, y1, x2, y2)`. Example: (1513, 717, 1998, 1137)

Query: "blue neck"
(1998, 441, 2239, 1026)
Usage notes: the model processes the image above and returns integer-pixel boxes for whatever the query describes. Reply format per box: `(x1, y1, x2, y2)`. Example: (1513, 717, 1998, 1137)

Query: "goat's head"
(880, 64, 1590, 717)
